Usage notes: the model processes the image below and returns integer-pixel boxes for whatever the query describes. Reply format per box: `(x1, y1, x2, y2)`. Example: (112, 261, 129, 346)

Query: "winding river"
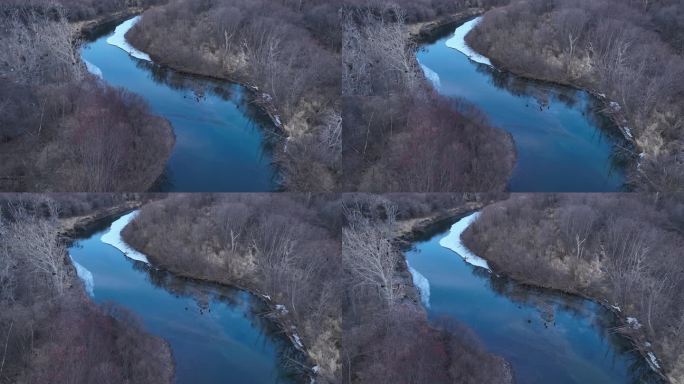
(81, 17, 278, 192)
(418, 17, 627, 192)
(68, 212, 298, 383)
(406, 213, 662, 384)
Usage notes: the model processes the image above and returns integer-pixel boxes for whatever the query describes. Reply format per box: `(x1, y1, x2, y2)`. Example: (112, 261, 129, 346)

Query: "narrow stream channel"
(418, 17, 627, 192)
(405, 213, 662, 384)
(81, 17, 278, 192)
(68, 212, 298, 383)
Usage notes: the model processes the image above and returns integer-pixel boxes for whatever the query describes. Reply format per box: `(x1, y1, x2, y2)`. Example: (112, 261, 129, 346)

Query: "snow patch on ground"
(293, 334, 304, 349)
(275, 304, 289, 315)
(419, 62, 441, 89)
(70, 255, 94, 297)
(647, 352, 661, 370)
(445, 17, 492, 66)
(439, 212, 491, 270)
(106, 16, 152, 62)
(84, 59, 103, 79)
(627, 317, 642, 329)
(101, 211, 150, 264)
(406, 260, 430, 308)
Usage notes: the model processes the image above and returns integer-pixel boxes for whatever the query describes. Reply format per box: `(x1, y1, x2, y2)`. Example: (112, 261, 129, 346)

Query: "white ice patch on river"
(407, 260, 430, 308)
(101, 211, 150, 264)
(419, 62, 441, 89)
(445, 17, 492, 67)
(106, 16, 152, 62)
(439, 212, 491, 270)
(84, 59, 103, 79)
(70, 255, 94, 297)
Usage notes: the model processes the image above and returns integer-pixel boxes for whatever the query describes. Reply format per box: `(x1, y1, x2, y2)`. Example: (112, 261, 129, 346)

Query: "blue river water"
(417, 19, 627, 192)
(405, 216, 662, 384)
(81, 20, 278, 192)
(68, 213, 297, 383)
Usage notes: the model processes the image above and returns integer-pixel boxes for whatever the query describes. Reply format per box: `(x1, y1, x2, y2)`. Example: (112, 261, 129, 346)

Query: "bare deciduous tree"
(343, 200, 399, 308)
(5, 202, 68, 295)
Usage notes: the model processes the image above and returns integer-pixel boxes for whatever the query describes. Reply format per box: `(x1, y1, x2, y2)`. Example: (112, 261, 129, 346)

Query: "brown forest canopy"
(0, 5, 173, 192)
(0, 197, 174, 384)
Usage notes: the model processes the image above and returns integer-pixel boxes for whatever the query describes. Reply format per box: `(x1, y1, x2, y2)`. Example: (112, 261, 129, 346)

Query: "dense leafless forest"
(0, 196, 173, 384)
(2, 0, 684, 382)
(0, 5, 174, 192)
(462, 193, 684, 381)
(15, 0, 163, 21)
(341, 3, 514, 191)
(467, 0, 684, 192)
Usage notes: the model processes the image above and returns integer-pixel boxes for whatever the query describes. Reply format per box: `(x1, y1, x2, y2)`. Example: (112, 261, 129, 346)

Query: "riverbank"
(74, 6, 144, 39)
(118, 233, 320, 383)
(59, 200, 143, 240)
(408, 9, 483, 44)
(0, 199, 175, 384)
(121, 40, 286, 139)
(462, 4, 684, 191)
(0, 6, 175, 193)
(411, 10, 634, 146)
(459, 196, 681, 383)
(123, 4, 341, 191)
(117, 195, 341, 383)
(397, 201, 673, 383)
(75, 11, 173, 193)
(388, 201, 514, 383)
(410, 11, 633, 192)
(406, 10, 517, 192)
(59, 200, 315, 382)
